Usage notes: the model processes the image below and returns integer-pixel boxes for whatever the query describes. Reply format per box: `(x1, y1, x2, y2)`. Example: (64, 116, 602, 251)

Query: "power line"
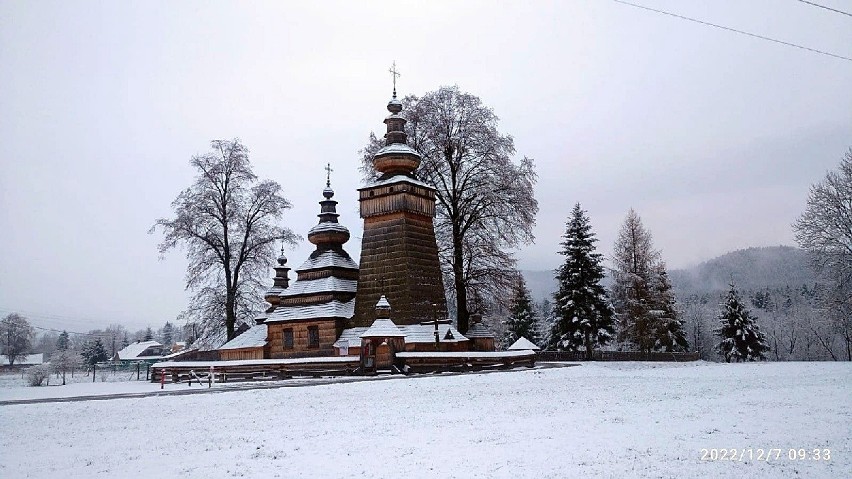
(611, 0, 852, 63)
(797, 0, 852, 18)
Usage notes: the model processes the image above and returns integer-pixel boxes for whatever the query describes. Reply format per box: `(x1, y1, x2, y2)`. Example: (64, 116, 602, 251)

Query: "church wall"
(354, 211, 447, 326)
(220, 347, 267, 361)
(266, 320, 339, 358)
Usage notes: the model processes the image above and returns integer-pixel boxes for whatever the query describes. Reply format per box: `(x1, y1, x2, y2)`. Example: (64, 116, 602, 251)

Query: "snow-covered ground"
(1, 361, 849, 478)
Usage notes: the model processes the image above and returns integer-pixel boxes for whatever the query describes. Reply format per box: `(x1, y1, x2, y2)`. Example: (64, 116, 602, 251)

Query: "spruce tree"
(715, 282, 770, 362)
(503, 275, 540, 346)
(649, 263, 689, 352)
(161, 322, 175, 346)
(56, 331, 70, 351)
(81, 339, 109, 366)
(549, 203, 614, 358)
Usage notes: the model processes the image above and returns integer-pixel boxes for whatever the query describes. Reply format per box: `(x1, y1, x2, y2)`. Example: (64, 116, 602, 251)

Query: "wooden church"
(219, 84, 496, 364)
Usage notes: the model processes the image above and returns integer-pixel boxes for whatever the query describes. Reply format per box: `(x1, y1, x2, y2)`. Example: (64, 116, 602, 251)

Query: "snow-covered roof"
(396, 350, 536, 359)
(361, 318, 405, 338)
(1, 353, 43, 365)
(337, 324, 469, 345)
(265, 299, 355, 323)
(307, 222, 350, 236)
(375, 143, 421, 158)
(399, 324, 468, 343)
(153, 356, 360, 369)
(376, 295, 391, 309)
(363, 174, 434, 190)
(507, 337, 541, 351)
(465, 322, 495, 338)
(297, 250, 358, 271)
(265, 286, 286, 297)
(281, 276, 357, 297)
(219, 324, 268, 350)
(115, 341, 164, 360)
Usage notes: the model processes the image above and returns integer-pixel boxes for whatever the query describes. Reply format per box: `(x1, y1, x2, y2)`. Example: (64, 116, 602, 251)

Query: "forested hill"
(523, 246, 816, 302)
(668, 246, 816, 296)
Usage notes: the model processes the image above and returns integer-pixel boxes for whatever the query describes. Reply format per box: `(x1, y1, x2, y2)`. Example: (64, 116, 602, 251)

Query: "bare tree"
(361, 86, 538, 333)
(151, 139, 300, 343)
(794, 148, 852, 360)
(1, 313, 34, 365)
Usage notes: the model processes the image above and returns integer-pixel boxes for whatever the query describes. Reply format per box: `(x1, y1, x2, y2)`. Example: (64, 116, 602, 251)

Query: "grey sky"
(1, 0, 850, 333)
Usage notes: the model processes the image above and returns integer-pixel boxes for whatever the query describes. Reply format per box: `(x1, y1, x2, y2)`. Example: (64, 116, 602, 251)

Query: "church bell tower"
(352, 65, 448, 326)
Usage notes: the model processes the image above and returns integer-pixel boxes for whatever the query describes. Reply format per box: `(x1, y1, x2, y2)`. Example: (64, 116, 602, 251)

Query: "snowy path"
(1, 361, 849, 479)
(0, 363, 573, 405)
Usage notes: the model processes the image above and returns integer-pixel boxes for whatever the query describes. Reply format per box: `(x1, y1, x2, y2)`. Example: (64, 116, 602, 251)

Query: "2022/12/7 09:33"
(700, 448, 831, 461)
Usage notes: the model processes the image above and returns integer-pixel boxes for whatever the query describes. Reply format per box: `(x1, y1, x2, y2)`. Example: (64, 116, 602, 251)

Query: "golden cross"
(389, 61, 400, 98)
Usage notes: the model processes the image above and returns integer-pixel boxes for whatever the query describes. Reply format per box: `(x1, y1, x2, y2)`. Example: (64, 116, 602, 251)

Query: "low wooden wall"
(396, 351, 536, 373)
(538, 351, 699, 362)
(151, 357, 360, 383)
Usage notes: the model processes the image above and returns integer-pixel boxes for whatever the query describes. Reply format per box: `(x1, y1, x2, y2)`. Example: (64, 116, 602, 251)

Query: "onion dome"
(307, 171, 350, 246)
(373, 64, 421, 177)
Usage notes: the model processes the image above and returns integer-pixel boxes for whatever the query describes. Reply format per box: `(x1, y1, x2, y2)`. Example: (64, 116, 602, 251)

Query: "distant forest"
(524, 246, 844, 361)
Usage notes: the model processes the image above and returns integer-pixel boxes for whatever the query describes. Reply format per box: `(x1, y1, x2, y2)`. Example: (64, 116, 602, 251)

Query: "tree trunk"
(584, 330, 593, 360)
(453, 229, 469, 333)
(225, 289, 236, 341)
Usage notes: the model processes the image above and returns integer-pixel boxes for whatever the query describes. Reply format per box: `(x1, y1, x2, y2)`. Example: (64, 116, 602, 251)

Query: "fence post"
(92, 364, 96, 383)
(137, 362, 140, 381)
(160, 368, 166, 389)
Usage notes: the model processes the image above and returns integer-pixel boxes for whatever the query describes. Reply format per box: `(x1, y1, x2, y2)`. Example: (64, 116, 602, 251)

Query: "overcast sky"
(1, 0, 850, 333)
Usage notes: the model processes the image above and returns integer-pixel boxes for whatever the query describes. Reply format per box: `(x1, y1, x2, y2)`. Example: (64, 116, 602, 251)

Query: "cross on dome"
(325, 163, 333, 187)
(389, 61, 400, 99)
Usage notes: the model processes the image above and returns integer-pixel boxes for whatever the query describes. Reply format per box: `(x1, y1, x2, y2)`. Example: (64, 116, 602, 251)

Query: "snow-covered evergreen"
(503, 275, 540, 347)
(715, 282, 770, 362)
(649, 263, 688, 352)
(611, 209, 689, 353)
(548, 204, 614, 357)
(81, 339, 109, 366)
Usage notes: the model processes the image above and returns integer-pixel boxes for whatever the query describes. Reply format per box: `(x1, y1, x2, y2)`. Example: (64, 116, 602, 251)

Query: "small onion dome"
(387, 97, 402, 114)
(375, 295, 391, 319)
(307, 222, 350, 245)
(323, 186, 334, 199)
(277, 253, 288, 266)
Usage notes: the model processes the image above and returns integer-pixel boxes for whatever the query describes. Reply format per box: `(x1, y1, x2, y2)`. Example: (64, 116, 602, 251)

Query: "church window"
(308, 326, 320, 348)
(283, 328, 294, 349)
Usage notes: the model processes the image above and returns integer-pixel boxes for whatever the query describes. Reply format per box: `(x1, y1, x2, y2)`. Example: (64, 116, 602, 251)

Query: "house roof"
(265, 299, 355, 323)
(507, 336, 541, 351)
(219, 324, 268, 350)
(115, 341, 164, 360)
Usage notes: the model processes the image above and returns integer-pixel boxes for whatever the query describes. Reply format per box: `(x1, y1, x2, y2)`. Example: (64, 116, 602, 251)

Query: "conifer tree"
(611, 209, 659, 352)
(649, 263, 689, 352)
(81, 339, 109, 366)
(503, 275, 540, 347)
(715, 282, 770, 362)
(548, 203, 614, 358)
(56, 331, 70, 351)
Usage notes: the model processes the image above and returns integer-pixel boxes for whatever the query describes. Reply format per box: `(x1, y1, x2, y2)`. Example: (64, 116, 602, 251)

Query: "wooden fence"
(537, 351, 699, 362)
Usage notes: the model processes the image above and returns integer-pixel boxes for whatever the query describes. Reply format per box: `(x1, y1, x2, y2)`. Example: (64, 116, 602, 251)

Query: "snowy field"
(1, 361, 849, 479)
